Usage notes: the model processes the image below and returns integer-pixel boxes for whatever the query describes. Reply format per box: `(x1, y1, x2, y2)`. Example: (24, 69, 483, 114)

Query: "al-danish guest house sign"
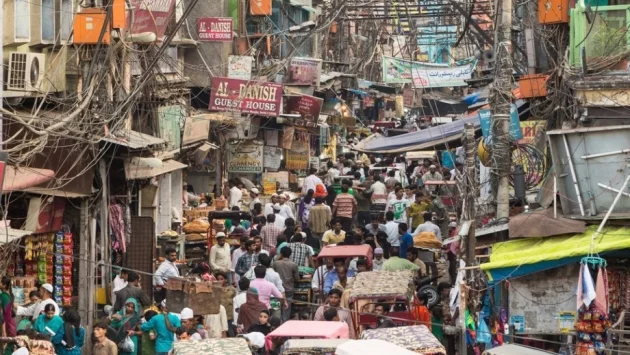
(209, 77, 283, 117)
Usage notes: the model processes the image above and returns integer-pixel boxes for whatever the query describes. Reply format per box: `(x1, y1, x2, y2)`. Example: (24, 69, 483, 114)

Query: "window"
(41, 0, 55, 42)
(60, 0, 73, 41)
(15, 0, 30, 40)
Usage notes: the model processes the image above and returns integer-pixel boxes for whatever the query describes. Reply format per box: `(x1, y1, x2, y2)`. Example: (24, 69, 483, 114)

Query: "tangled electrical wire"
(477, 136, 550, 190)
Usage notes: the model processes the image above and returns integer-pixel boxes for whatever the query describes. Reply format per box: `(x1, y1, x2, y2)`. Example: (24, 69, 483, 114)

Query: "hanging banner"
(263, 146, 282, 170)
(285, 95, 323, 128)
(196, 17, 233, 42)
(129, 0, 176, 38)
(479, 105, 523, 140)
(226, 142, 264, 173)
(286, 57, 322, 89)
(285, 140, 309, 170)
(382, 56, 476, 87)
(227, 55, 253, 80)
(209, 77, 283, 117)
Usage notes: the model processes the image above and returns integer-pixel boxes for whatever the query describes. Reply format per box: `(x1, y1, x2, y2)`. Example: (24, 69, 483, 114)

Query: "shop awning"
(124, 158, 187, 180)
(101, 129, 166, 149)
(0, 223, 33, 244)
(481, 226, 630, 281)
(4, 167, 55, 192)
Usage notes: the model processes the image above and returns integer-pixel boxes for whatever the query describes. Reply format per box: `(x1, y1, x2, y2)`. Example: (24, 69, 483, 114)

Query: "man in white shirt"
(279, 194, 295, 219)
(153, 247, 180, 302)
(325, 161, 340, 186)
(16, 283, 59, 321)
(272, 205, 286, 228)
(413, 211, 443, 241)
(367, 175, 388, 204)
(249, 188, 262, 212)
(228, 180, 243, 209)
(386, 186, 410, 224)
(210, 232, 233, 283)
(111, 268, 128, 308)
(264, 194, 278, 216)
(384, 211, 400, 247)
(180, 308, 203, 340)
(303, 168, 324, 194)
(233, 278, 249, 325)
(450, 163, 464, 182)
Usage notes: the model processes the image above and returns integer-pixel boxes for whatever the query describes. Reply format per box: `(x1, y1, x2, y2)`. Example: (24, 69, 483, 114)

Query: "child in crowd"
(247, 310, 272, 335)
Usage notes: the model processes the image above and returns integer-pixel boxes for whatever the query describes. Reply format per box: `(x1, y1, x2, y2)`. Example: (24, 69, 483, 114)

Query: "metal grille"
(8, 53, 27, 90)
(128, 216, 155, 294)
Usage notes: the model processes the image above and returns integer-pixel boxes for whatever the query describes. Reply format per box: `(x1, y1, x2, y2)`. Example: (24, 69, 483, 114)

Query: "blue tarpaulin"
(354, 100, 527, 153)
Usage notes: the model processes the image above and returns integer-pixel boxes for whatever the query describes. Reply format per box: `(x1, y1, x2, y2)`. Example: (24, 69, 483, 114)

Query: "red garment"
(411, 302, 432, 330)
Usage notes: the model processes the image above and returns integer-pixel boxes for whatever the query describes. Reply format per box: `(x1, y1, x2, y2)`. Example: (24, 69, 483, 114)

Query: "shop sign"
(26, 197, 66, 234)
(479, 105, 523, 140)
(197, 18, 233, 42)
(402, 88, 420, 107)
(382, 55, 476, 87)
(286, 57, 322, 88)
(285, 95, 323, 128)
(182, 115, 210, 146)
(309, 157, 320, 169)
(226, 142, 263, 173)
(510, 315, 525, 333)
(263, 146, 282, 170)
(228, 56, 253, 80)
(129, 0, 175, 38)
(209, 77, 283, 117)
(557, 312, 576, 334)
(285, 140, 309, 170)
(263, 179, 277, 195)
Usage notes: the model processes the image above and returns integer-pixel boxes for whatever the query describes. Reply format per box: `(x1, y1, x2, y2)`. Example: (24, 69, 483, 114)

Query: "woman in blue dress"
(54, 308, 85, 355)
(33, 303, 64, 353)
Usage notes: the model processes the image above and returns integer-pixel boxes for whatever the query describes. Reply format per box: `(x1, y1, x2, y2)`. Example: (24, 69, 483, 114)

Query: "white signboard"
(226, 142, 263, 173)
(411, 62, 475, 88)
(263, 146, 283, 170)
(227, 55, 253, 80)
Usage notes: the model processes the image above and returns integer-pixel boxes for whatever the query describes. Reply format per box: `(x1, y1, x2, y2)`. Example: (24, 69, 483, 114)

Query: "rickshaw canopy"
(282, 339, 354, 355)
(360, 325, 446, 355)
(349, 270, 415, 301)
(266, 321, 349, 350)
(317, 245, 373, 261)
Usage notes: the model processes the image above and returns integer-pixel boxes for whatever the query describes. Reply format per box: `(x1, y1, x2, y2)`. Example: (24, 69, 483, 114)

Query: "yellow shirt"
(322, 229, 346, 245)
(408, 201, 432, 228)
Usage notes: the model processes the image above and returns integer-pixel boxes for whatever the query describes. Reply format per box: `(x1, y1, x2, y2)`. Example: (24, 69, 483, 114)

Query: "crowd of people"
(0, 152, 461, 355)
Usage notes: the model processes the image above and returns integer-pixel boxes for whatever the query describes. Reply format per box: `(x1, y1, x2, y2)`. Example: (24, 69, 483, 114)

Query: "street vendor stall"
(360, 325, 446, 355)
(265, 321, 349, 351)
(349, 270, 416, 334)
(281, 339, 354, 355)
(172, 338, 251, 355)
(336, 339, 421, 355)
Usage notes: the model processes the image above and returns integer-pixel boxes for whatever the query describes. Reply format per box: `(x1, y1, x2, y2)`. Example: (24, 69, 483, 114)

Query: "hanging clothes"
(109, 204, 126, 252)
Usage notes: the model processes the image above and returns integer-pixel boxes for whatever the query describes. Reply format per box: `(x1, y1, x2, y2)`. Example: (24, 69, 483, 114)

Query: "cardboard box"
(165, 277, 224, 315)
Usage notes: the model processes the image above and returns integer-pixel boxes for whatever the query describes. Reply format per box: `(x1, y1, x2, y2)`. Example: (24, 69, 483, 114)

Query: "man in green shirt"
(382, 246, 420, 271)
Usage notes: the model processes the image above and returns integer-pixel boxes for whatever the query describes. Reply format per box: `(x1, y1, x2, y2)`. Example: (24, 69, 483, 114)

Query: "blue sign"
(478, 105, 523, 140)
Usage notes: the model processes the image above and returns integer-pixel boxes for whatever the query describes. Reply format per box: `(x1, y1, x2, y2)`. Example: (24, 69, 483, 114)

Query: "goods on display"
(575, 304, 610, 355)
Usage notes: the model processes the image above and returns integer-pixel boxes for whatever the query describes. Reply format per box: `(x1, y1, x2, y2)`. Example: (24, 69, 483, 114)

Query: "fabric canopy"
(265, 321, 349, 350)
(481, 226, 630, 281)
(508, 208, 586, 238)
(336, 339, 419, 355)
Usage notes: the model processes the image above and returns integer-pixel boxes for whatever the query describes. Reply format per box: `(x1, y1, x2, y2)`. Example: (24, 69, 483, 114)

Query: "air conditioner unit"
(7, 52, 46, 92)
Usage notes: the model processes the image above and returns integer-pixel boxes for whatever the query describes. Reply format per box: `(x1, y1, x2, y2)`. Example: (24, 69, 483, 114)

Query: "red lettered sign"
(209, 77, 283, 117)
(129, 0, 175, 38)
(285, 95, 323, 127)
(197, 18, 233, 42)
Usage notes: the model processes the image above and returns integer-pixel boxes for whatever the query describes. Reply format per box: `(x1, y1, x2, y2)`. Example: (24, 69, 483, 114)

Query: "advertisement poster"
(518, 120, 545, 144)
(285, 95, 323, 128)
(287, 57, 322, 88)
(226, 142, 263, 173)
(197, 18, 233, 42)
(479, 105, 523, 140)
(382, 56, 476, 87)
(557, 312, 576, 334)
(263, 146, 282, 170)
(227, 55, 253, 80)
(285, 140, 309, 170)
(129, 0, 175, 38)
(209, 77, 283, 117)
(510, 315, 525, 333)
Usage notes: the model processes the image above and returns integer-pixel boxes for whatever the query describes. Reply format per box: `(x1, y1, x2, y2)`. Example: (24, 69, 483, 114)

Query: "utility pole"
(490, 0, 513, 222)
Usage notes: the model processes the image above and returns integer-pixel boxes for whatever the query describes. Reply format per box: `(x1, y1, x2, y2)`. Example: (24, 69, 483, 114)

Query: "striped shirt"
(260, 224, 284, 251)
(333, 193, 357, 219)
